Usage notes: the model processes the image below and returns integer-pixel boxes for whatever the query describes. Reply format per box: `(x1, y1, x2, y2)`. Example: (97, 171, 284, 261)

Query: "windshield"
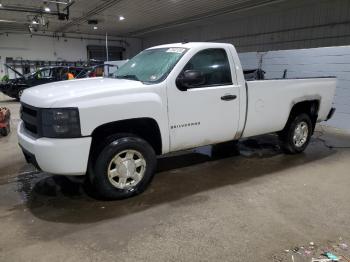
(113, 47, 187, 83)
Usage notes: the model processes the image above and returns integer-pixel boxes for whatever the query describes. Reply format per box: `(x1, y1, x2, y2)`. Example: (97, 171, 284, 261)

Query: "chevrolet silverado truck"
(18, 42, 336, 199)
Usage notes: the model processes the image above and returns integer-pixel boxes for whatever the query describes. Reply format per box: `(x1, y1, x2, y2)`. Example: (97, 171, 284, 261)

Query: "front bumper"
(17, 121, 92, 176)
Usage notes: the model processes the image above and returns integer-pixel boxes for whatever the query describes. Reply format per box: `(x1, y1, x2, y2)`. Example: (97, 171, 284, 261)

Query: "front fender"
(77, 92, 169, 153)
(78, 93, 164, 134)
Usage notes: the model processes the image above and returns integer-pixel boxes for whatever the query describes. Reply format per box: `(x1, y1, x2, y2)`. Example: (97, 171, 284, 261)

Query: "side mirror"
(176, 70, 205, 91)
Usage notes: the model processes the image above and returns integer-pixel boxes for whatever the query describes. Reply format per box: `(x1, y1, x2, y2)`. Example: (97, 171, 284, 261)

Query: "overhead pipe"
(0, 31, 130, 46)
(0, 5, 60, 15)
(0, 2, 74, 20)
(127, 0, 287, 36)
(56, 0, 124, 32)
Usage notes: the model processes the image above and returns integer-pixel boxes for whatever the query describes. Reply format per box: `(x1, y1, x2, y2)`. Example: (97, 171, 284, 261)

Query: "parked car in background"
(243, 69, 266, 80)
(75, 61, 127, 79)
(0, 65, 84, 99)
(75, 64, 105, 79)
(104, 60, 128, 77)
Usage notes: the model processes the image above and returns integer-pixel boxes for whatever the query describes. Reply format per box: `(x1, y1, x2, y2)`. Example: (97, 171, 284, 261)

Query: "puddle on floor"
(2, 132, 340, 210)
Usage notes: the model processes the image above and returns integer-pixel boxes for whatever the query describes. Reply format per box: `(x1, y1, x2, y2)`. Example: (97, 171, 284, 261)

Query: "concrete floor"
(1, 97, 350, 262)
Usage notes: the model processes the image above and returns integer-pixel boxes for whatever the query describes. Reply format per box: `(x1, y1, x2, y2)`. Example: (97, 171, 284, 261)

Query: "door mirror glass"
(176, 70, 205, 91)
(176, 48, 232, 91)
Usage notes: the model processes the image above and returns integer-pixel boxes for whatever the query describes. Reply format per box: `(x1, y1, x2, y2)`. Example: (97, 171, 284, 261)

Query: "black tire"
(0, 124, 10, 136)
(89, 134, 157, 200)
(16, 89, 24, 100)
(279, 113, 312, 154)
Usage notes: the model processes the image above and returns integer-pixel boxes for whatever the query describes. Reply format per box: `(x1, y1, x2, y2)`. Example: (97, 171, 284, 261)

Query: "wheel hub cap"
(107, 150, 146, 189)
(293, 121, 309, 148)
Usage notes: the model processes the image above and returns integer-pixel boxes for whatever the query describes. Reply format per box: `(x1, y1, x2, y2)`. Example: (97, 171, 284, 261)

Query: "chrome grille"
(20, 103, 39, 136)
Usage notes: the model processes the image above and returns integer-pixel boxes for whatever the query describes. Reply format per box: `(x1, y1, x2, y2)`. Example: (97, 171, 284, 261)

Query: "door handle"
(221, 95, 237, 101)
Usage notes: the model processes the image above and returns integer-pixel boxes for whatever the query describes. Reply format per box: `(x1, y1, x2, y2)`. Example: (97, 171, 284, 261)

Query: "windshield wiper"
(116, 74, 140, 81)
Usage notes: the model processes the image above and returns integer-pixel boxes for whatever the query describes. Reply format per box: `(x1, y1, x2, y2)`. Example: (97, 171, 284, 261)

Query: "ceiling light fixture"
(119, 16, 125, 21)
(44, 6, 51, 12)
(31, 16, 40, 25)
(0, 19, 17, 23)
(0, 3, 3, 7)
(93, 26, 98, 30)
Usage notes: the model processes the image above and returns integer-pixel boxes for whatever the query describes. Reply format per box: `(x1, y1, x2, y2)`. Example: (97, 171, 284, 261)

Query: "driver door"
(167, 48, 240, 152)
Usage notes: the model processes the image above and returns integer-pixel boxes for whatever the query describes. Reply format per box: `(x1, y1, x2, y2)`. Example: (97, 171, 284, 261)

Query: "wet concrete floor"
(1, 98, 350, 261)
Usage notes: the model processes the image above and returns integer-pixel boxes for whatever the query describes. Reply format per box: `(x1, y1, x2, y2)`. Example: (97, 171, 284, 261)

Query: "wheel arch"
(284, 99, 320, 132)
(90, 117, 163, 157)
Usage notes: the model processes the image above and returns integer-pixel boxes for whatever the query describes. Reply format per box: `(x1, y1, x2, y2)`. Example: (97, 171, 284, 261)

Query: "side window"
(40, 68, 53, 78)
(180, 48, 232, 88)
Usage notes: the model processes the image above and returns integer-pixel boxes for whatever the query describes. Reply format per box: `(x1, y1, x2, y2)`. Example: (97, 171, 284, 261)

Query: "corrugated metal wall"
(140, 0, 350, 130)
(142, 0, 350, 53)
(239, 46, 350, 130)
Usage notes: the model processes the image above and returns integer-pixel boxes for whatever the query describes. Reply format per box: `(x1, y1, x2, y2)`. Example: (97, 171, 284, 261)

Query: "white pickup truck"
(18, 42, 336, 199)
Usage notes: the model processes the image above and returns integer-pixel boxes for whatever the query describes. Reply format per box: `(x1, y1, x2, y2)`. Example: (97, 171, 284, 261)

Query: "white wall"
(0, 33, 142, 77)
(239, 46, 350, 130)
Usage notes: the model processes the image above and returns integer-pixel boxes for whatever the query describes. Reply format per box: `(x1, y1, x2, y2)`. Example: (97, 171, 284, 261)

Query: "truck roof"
(148, 42, 234, 50)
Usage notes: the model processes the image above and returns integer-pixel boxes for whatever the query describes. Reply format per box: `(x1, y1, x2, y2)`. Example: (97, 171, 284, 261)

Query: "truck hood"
(21, 77, 145, 108)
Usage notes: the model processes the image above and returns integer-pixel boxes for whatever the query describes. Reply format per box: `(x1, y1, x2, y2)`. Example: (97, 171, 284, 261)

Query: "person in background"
(67, 71, 75, 80)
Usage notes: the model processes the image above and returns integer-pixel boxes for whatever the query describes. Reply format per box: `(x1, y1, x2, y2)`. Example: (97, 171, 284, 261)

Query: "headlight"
(41, 108, 81, 138)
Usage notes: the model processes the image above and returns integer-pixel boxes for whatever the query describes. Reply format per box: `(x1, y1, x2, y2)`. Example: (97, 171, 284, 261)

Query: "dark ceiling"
(0, 0, 286, 37)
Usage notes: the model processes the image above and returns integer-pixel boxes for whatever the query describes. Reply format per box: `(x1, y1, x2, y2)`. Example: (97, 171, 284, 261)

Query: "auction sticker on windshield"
(166, 48, 186, 54)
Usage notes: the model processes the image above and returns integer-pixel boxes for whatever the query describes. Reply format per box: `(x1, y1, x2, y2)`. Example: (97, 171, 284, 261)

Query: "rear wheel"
(279, 113, 312, 154)
(89, 134, 157, 200)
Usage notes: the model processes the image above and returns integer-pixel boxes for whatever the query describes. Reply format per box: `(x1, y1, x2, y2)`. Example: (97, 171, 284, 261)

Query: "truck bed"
(241, 77, 337, 138)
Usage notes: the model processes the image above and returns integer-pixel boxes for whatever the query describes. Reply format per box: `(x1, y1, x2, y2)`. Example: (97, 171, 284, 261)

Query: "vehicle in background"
(18, 42, 336, 200)
(104, 60, 128, 77)
(75, 64, 105, 79)
(243, 69, 265, 80)
(75, 60, 127, 79)
(0, 65, 84, 100)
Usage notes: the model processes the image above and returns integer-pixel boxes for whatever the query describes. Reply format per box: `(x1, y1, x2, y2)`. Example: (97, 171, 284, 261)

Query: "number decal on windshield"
(166, 48, 186, 54)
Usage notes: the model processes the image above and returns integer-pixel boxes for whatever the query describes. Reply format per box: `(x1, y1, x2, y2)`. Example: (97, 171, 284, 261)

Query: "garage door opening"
(87, 45, 125, 61)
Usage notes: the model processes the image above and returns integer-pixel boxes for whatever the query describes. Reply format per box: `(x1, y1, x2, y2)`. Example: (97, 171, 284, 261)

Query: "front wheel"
(279, 113, 312, 154)
(89, 135, 157, 200)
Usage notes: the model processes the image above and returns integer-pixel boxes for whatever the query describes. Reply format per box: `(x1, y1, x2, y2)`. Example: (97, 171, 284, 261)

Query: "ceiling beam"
(55, 0, 124, 33)
(0, 4, 59, 15)
(127, 0, 286, 37)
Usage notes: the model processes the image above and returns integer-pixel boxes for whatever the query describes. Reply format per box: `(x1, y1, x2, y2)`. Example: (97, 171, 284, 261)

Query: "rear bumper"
(326, 107, 336, 121)
(17, 121, 92, 176)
